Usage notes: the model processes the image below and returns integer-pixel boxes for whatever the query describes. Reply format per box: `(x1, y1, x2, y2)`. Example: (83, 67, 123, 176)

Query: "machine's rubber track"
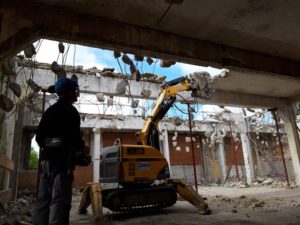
(102, 184, 177, 212)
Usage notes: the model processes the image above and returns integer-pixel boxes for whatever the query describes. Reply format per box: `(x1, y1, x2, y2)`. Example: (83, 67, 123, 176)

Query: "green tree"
(29, 147, 38, 169)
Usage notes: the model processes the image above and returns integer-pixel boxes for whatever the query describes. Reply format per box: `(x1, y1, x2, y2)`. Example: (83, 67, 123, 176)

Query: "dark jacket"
(36, 97, 84, 166)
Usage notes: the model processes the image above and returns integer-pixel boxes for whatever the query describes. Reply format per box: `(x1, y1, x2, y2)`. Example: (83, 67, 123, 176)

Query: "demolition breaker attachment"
(167, 179, 211, 215)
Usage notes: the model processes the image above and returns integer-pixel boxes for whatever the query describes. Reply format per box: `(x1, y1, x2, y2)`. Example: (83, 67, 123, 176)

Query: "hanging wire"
(140, 60, 144, 74)
(0, 39, 45, 123)
(56, 48, 61, 62)
(155, 0, 175, 25)
(116, 58, 124, 75)
(173, 103, 189, 115)
(62, 44, 71, 67)
(152, 59, 159, 74)
(73, 44, 77, 74)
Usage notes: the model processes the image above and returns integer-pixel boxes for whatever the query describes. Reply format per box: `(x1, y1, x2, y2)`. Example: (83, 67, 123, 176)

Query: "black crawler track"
(102, 184, 177, 212)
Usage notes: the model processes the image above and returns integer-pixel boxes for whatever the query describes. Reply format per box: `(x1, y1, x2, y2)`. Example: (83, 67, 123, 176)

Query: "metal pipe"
(187, 104, 198, 191)
(229, 123, 240, 181)
(198, 134, 207, 183)
(271, 109, 290, 186)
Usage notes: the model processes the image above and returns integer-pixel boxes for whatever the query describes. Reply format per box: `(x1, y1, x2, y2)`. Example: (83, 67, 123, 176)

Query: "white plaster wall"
(258, 160, 294, 178)
(171, 165, 204, 184)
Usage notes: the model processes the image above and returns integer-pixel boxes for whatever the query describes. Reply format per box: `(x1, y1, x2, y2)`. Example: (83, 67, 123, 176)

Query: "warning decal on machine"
(138, 161, 151, 171)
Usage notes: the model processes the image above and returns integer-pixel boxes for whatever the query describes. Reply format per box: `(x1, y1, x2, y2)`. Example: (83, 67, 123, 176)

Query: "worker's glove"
(73, 148, 92, 166)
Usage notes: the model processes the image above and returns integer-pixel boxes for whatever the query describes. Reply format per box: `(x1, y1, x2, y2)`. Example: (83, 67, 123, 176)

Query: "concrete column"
(239, 113, 255, 184)
(240, 133, 255, 184)
(161, 128, 172, 176)
(92, 127, 102, 183)
(217, 139, 227, 183)
(278, 105, 300, 185)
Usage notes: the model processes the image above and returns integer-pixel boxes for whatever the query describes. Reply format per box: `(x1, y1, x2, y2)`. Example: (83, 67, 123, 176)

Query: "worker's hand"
(74, 146, 92, 166)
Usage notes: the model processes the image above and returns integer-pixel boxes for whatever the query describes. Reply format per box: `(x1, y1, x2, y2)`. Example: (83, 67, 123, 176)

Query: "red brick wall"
(224, 136, 244, 165)
(169, 133, 202, 165)
(102, 132, 137, 147)
(18, 165, 93, 189)
(73, 165, 93, 187)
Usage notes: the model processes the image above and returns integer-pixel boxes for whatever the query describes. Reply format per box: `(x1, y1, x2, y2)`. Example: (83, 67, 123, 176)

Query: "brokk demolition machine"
(78, 72, 213, 217)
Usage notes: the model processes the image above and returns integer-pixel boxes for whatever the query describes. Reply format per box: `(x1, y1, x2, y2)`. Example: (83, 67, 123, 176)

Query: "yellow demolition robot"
(80, 72, 213, 215)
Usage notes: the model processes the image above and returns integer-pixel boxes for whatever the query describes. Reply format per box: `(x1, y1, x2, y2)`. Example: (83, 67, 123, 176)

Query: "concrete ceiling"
(2, 0, 300, 107)
(25, 0, 300, 61)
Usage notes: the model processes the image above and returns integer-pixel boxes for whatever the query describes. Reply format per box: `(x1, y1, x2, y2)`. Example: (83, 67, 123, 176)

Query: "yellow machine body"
(100, 144, 170, 185)
(121, 144, 169, 183)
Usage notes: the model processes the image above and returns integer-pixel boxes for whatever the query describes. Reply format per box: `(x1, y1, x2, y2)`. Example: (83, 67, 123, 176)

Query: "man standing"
(33, 78, 88, 225)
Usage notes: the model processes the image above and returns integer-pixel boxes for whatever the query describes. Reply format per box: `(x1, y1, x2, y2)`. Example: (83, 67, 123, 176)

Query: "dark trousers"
(33, 161, 73, 225)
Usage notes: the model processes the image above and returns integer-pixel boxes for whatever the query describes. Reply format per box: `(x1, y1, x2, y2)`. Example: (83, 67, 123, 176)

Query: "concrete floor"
(70, 186, 300, 225)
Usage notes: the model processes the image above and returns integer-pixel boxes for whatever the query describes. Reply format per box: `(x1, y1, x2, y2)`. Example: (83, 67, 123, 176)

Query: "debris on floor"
(222, 177, 296, 189)
(0, 189, 34, 225)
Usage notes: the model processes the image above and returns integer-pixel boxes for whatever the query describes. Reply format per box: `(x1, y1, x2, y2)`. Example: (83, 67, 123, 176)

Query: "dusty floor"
(69, 186, 300, 225)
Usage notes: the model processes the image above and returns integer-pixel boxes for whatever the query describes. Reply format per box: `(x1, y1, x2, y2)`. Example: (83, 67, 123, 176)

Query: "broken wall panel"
(15, 64, 162, 100)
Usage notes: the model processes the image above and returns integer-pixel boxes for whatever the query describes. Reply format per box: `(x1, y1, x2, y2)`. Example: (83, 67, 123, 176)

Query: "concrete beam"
(16, 67, 162, 100)
(2, 1, 300, 79)
(185, 90, 288, 109)
(17, 66, 289, 108)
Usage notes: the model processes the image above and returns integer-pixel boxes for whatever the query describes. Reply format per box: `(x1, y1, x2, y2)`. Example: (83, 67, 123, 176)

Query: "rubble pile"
(252, 177, 297, 189)
(0, 189, 35, 225)
(222, 177, 296, 189)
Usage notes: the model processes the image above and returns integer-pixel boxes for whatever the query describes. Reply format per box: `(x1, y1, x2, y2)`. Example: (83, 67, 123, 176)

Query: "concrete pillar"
(92, 127, 102, 183)
(278, 105, 300, 185)
(240, 133, 255, 184)
(239, 113, 255, 184)
(161, 128, 172, 176)
(217, 139, 227, 183)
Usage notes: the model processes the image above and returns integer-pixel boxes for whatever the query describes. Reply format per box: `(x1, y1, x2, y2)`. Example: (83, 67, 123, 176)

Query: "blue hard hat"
(55, 78, 79, 96)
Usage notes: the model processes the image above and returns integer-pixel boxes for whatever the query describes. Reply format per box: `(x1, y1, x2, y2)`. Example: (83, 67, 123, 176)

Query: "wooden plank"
(0, 153, 14, 171)
(90, 183, 103, 222)
(78, 182, 103, 222)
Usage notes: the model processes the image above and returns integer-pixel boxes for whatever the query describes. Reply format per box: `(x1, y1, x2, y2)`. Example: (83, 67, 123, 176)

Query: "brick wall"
(18, 165, 93, 189)
(168, 133, 202, 165)
(224, 136, 244, 165)
(102, 131, 137, 147)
